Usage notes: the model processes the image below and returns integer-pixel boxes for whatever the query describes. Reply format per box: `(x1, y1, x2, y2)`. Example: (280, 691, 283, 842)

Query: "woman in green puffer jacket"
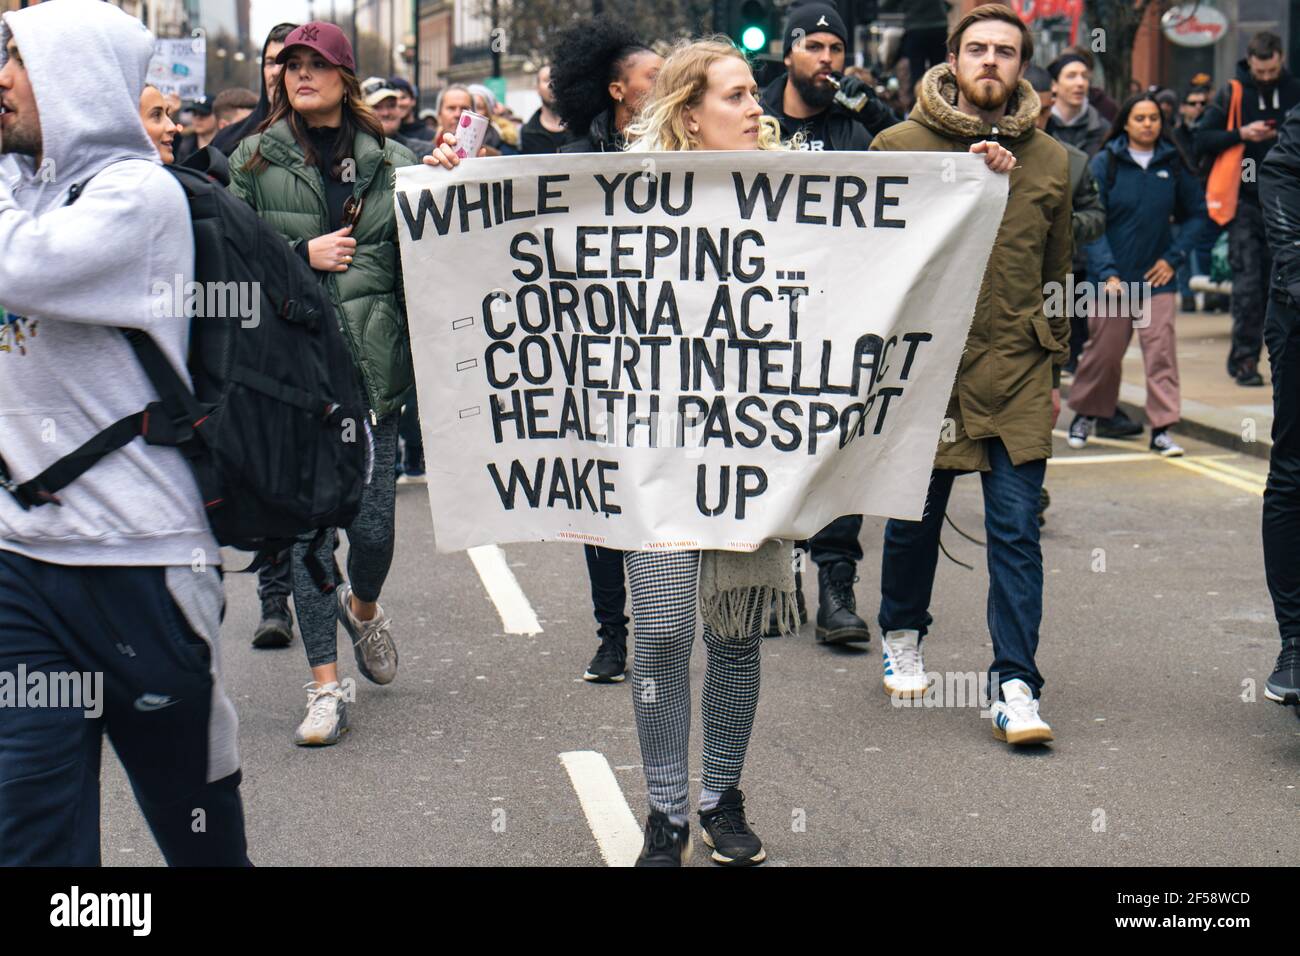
(229, 22, 416, 748)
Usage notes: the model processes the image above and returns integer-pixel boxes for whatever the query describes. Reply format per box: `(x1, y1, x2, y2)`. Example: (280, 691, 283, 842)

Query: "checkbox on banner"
(452, 317, 474, 330)
(456, 358, 478, 372)
(459, 406, 481, 419)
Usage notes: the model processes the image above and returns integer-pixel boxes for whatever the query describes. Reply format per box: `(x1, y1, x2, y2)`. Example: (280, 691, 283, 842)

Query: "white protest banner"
(396, 151, 1007, 553)
(147, 37, 205, 101)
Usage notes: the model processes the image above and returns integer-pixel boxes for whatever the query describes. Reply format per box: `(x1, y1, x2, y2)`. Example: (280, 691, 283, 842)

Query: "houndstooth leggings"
(624, 549, 765, 816)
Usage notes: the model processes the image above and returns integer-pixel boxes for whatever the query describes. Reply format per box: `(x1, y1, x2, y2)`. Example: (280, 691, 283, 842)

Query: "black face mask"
(790, 67, 836, 112)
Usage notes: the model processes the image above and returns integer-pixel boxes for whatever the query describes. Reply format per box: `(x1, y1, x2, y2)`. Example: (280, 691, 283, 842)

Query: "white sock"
(698, 788, 724, 813)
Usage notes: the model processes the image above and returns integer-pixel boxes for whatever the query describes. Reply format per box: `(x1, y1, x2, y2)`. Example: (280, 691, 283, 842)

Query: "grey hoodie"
(0, 0, 219, 569)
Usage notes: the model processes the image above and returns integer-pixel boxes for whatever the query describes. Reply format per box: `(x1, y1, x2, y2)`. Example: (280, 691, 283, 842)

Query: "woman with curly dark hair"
(545, 18, 663, 684)
(550, 16, 663, 154)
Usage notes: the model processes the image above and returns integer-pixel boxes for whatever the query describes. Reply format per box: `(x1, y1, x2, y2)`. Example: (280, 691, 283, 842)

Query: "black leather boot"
(815, 562, 870, 645)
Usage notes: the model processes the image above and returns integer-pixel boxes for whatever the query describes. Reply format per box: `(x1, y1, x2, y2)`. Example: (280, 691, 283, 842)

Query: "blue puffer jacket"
(1085, 135, 1209, 293)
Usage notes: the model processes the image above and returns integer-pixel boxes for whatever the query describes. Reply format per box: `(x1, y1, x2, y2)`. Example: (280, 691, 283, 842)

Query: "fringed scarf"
(698, 539, 799, 640)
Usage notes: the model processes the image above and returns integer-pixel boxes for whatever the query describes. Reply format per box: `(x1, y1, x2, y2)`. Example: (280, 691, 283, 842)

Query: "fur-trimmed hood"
(910, 63, 1040, 143)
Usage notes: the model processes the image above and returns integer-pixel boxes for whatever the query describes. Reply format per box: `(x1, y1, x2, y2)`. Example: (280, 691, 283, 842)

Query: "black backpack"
(1, 148, 369, 580)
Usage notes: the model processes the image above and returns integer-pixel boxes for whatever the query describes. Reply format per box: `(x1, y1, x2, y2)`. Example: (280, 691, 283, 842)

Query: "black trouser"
(399, 390, 424, 472)
(1264, 289, 1300, 643)
(583, 545, 628, 639)
(0, 552, 250, 865)
(1067, 266, 1091, 370)
(255, 548, 292, 603)
(1229, 197, 1273, 368)
(807, 515, 864, 567)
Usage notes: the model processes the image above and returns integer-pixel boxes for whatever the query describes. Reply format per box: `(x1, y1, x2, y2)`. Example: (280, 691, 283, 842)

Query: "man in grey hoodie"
(0, 0, 249, 865)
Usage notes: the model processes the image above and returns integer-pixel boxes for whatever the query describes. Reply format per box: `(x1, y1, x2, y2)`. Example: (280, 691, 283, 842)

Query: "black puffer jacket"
(560, 110, 624, 154)
(1261, 102, 1300, 301)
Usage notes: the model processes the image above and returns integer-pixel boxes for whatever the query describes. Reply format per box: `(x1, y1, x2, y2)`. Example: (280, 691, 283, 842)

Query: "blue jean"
(878, 439, 1046, 697)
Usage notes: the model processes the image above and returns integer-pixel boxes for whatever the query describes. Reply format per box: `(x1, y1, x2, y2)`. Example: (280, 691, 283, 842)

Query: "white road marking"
(1048, 452, 1175, 466)
(559, 750, 643, 867)
(1050, 430, 1266, 495)
(467, 545, 543, 635)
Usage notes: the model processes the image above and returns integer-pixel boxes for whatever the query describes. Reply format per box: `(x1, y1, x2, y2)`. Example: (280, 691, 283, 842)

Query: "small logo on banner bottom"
(553, 531, 608, 544)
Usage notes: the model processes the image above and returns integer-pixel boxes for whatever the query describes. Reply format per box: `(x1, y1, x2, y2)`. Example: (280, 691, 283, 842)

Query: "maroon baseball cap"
(275, 22, 356, 73)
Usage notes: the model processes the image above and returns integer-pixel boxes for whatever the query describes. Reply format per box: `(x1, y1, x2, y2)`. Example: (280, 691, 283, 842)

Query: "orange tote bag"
(1206, 79, 1245, 226)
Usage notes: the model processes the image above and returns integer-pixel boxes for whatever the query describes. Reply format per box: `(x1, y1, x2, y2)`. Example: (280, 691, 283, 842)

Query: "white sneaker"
(990, 678, 1053, 745)
(1149, 430, 1185, 458)
(294, 681, 348, 746)
(881, 629, 932, 699)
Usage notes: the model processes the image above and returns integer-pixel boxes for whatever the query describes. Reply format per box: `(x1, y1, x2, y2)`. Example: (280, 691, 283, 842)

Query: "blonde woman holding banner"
(425, 37, 798, 867)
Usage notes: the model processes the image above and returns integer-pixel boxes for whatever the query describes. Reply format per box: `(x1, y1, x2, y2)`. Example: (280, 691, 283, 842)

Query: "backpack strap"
(0, 408, 158, 509)
(119, 328, 226, 512)
(0, 330, 216, 512)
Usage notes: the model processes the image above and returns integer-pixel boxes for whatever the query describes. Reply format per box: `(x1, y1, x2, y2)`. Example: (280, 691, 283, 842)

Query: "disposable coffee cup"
(453, 110, 489, 159)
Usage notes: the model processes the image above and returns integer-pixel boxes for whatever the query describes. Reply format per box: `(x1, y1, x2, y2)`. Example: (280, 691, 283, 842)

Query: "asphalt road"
(99, 430, 1298, 866)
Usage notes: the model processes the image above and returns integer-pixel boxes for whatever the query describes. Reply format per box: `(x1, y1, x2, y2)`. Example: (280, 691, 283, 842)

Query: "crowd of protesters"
(2, 0, 1300, 870)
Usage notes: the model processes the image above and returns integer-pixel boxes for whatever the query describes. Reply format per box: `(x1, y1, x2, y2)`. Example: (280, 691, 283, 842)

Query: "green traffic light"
(740, 25, 767, 52)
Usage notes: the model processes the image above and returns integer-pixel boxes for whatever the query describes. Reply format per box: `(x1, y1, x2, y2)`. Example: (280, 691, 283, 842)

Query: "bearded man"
(868, 4, 1072, 747)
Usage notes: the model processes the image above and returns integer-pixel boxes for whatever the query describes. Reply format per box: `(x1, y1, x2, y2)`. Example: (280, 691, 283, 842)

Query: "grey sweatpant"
(292, 413, 399, 668)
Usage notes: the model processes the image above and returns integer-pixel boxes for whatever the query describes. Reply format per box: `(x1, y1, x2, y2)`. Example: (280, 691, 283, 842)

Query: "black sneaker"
(1096, 409, 1144, 439)
(815, 562, 870, 645)
(1149, 428, 1185, 457)
(1265, 638, 1300, 705)
(582, 630, 627, 683)
(1066, 414, 1094, 449)
(252, 596, 294, 649)
(764, 569, 807, 637)
(635, 811, 692, 867)
(398, 449, 427, 485)
(699, 788, 767, 866)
